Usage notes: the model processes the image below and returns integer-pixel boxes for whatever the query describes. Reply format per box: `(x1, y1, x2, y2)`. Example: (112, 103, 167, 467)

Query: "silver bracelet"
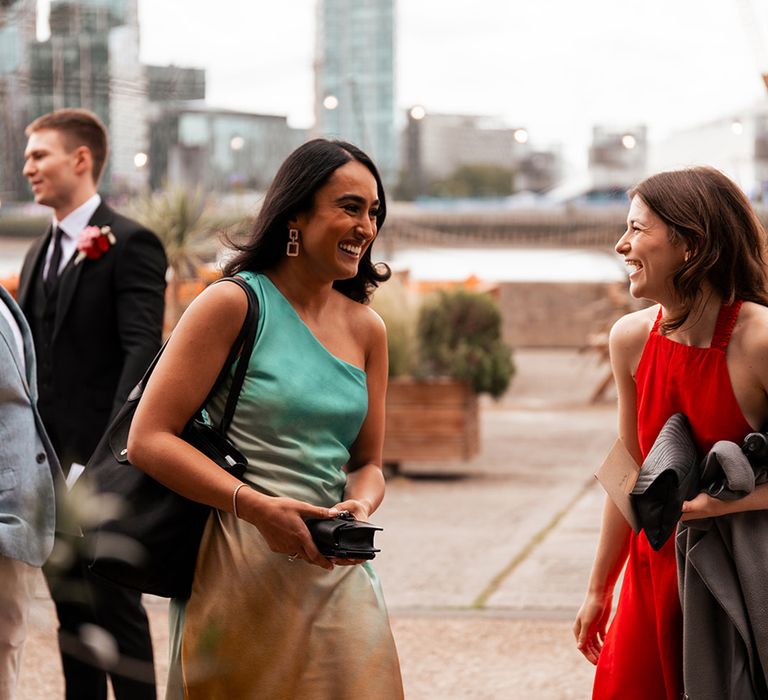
(232, 483, 247, 519)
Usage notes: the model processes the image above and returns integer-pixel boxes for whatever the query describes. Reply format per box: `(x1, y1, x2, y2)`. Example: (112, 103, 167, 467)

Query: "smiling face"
(22, 128, 92, 218)
(290, 159, 380, 281)
(615, 195, 689, 303)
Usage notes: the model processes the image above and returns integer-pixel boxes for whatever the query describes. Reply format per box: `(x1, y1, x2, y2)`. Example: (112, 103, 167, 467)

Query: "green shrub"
(417, 289, 514, 398)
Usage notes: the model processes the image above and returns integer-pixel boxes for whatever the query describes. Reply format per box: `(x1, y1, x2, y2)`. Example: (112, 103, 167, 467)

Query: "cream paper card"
(594, 439, 640, 533)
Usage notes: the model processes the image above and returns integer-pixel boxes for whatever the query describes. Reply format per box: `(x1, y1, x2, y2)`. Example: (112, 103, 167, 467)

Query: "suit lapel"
(17, 225, 52, 310)
(0, 285, 33, 397)
(53, 201, 114, 342)
(0, 311, 24, 383)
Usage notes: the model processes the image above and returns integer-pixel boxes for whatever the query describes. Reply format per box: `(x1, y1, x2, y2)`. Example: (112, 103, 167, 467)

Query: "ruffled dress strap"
(710, 300, 743, 351)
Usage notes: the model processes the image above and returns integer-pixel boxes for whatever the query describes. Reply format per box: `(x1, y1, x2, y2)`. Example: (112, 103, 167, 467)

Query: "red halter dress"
(593, 301, 754, 700)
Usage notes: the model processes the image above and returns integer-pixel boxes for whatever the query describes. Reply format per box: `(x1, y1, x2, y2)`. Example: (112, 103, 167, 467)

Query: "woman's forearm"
(682, 482, 768, 520)
(343, 463, 386, 516)
(718, 482, 768, 515)
(127, 431, 260, 514)
(587, 495, 633, 595)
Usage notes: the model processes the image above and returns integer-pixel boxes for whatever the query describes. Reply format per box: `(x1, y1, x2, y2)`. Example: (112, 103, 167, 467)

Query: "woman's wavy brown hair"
(630, 166, 768, 334)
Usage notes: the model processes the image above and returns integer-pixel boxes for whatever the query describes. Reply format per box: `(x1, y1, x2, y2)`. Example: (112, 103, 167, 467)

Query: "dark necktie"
(44, 224, 63, 295)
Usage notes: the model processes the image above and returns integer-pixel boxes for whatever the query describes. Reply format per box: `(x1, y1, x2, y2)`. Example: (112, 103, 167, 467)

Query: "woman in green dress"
(128, 139, 404, 699)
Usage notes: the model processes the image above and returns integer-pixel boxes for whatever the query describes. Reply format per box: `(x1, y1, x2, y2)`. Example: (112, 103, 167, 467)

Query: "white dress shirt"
(43, 193, 102, 278)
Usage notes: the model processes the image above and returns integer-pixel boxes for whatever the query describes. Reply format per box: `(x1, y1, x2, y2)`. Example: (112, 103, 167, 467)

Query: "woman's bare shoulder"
(335, 292, 384, 327)
(334, 293, 387, 352)
(173, 278, 250, 338)
(608, 305, 657, 380)
(610, 305, 657, 350)
(738, 300, 768, 324)
(734, 301, 768, 353)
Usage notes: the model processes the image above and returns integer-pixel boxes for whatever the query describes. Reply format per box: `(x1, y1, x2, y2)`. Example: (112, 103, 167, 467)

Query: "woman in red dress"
(573, 167, 768, 699)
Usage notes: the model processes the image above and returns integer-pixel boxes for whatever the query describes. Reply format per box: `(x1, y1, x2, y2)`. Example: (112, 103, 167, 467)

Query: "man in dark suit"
(18, 108, 166, 700)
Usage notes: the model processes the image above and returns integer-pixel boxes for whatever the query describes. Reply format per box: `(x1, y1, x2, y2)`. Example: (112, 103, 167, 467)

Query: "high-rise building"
(28, 0, 148, 194)
(0, 0, 37, 201)
(314, 0, 397, 186)
(147, 65, 206, 103)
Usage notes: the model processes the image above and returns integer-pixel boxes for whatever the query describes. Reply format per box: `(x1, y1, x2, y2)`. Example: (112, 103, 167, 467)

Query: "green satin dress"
(165, 271, 403, 699)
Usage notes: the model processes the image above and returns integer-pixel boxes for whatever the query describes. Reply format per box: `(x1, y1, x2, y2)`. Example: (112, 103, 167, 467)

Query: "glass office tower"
(314, 0, 397, 186)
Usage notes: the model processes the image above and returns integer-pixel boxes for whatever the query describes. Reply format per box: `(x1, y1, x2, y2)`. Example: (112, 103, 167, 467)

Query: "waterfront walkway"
(19, 349, 612, 699)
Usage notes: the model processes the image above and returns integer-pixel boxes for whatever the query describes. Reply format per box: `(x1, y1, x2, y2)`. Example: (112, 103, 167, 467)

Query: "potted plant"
(373, 281, 515, 466)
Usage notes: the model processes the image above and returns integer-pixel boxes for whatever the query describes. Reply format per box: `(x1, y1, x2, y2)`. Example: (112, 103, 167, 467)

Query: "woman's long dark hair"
(630, 166, 768, 334)
(224, 138, 390, 303)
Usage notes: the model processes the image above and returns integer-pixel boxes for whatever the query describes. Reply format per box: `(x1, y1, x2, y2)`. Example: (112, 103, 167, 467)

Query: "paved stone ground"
(17, 349, 613, 699)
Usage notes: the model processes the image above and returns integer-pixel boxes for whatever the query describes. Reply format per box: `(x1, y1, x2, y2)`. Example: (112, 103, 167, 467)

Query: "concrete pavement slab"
(391, 615, 593, 700)
(487, 480, 603, 612)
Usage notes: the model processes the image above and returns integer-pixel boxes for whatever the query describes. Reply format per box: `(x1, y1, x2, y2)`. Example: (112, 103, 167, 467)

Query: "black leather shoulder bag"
(85, 276, 258, 598)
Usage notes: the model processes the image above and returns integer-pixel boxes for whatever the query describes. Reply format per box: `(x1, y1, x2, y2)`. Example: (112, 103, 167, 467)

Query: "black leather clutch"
(630, 412, 699, 551)
(305, 512, 382, 560)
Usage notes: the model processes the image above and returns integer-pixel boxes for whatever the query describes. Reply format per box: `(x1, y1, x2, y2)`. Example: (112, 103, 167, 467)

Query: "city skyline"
(113, 0, 768, 175)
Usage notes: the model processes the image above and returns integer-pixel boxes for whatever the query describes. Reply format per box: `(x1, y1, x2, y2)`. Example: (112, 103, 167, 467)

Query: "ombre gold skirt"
(167, 511, 403, 700)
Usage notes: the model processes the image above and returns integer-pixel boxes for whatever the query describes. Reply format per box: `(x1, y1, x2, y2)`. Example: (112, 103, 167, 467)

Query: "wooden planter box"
(383, 377, 479, 465)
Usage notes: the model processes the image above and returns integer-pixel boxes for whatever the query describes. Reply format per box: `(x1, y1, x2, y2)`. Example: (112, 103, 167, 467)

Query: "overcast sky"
(135, 0, 768, 174)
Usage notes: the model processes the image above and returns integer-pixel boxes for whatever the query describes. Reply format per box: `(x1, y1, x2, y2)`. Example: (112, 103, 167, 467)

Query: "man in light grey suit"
(0, 282, 65, 699)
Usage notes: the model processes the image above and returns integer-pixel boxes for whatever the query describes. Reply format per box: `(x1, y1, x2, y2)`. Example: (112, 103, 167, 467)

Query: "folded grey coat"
(676, 441, 768, 700)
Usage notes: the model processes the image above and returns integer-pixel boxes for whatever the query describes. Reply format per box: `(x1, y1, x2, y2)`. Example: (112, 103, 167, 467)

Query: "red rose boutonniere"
(75, 225, 116, 265)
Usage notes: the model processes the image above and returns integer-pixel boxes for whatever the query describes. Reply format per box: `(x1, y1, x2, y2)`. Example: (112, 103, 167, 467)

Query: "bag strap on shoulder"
(206, 276, 259, 434)
(128, 275, 259, 433)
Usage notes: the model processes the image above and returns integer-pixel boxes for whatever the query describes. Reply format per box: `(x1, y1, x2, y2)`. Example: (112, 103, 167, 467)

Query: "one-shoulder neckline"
(258, 273, 367, 377)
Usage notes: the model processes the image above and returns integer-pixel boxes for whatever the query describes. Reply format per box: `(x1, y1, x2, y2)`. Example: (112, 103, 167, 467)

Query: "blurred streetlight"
(134, 152, 148, 168)
(621, 134, 637, 149)
(409, 105, 426, 120)
(229, 135, 247, 193)
(323, 95, 339, 110)
(731, 119, 744, 135)
(513, 128, 529, 144)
